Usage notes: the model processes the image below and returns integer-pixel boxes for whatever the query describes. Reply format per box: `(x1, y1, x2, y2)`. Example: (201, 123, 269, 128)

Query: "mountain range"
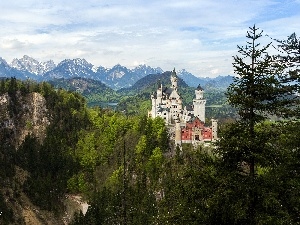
(0, 55, 233, 90)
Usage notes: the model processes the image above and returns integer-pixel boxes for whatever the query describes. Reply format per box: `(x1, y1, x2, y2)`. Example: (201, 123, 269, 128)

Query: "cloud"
(0, 39, 28, 49)
(0, 0, 299, 77)
(210, 68, 220, 75)
(133, 60, 146, 67)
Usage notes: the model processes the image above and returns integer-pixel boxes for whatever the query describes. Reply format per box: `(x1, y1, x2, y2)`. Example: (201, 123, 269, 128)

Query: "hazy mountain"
(177, 69, 210, 87)
(48, 77, 120, 107)
(131, 64, 163, 79)
(118, 71, 189, 95)
(203, 75, 234, 90)
(95, 64, 131, 89)
(177, 69, 234, 90)
(0, 55, 233, 90)
(0, 57, 28, 80)
(95, 64, 163, 89)
(48, 77, 114, 95)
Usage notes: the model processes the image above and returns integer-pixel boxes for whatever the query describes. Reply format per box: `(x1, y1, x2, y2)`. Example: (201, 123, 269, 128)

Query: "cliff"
(0, 88, 85, 224)
(0, 92, 49, 148)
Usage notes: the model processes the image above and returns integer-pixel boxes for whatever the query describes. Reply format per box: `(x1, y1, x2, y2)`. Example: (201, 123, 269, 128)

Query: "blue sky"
(0, 0, 299, 77)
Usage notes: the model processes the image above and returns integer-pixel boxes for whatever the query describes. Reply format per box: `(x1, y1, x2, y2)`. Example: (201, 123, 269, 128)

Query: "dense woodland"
(0, 26, 299, 224)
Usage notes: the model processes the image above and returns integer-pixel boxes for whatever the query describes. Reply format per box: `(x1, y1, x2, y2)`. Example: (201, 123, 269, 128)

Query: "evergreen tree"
(275, 32, 300, 117)
(217, 25, 285, 224)
(0, 78, 6, 94)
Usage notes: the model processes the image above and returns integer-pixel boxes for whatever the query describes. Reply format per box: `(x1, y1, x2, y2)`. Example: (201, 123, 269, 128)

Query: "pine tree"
(218, 25, 284, 224)
(275, 32, 300, 117)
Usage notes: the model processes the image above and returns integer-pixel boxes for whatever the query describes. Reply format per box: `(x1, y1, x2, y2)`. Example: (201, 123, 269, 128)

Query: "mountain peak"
(10, 55, 56, 76)
(0, 55, 232, 90)
(0, 57, 9, 66)
(44, 58, 95, 80)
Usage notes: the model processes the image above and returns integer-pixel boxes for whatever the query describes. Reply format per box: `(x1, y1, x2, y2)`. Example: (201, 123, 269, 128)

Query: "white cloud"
(0, 0, 299, 77)
(0, 39, 27, 50)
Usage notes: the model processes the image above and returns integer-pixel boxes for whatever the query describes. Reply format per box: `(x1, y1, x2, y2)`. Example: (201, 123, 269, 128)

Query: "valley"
(0, 28, 299, 224)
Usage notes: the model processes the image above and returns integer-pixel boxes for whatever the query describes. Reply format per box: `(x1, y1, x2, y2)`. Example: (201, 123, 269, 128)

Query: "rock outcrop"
(0, 92, 49, 148)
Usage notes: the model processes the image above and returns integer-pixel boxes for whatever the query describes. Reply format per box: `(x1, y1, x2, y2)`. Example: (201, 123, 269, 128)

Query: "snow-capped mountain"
(202, 75, 234, 90)
(40, 60, 56, 74)
(94, 64, 163, 89)
(0, 57, 12, 72)
(94, 64, 133, 89)
(0, 57, 28, 79)
(177, 69, 210, 88)
(0, 55, 233, 90)
(106, 64, 129, 80)
(11, 55, 56, 77)
(44, 58, 94, 80)
(131, 64, 163, 78)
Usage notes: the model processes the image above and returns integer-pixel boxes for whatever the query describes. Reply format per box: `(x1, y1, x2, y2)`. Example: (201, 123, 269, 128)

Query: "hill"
(48, 77, 120, 106)
(118, 71, 189, 94)
(0, 78, 90, 224)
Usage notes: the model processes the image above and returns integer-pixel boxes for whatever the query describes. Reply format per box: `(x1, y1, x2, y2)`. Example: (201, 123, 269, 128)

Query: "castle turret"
(211, 119, 218, 141)
(175, 118, 181, 145)
(150, 94, 156, 118)
(157, 84, 163, 103)
(195, 85, 204, 99)
(193, 85, 206, 122)
(170, 68, 178, 91)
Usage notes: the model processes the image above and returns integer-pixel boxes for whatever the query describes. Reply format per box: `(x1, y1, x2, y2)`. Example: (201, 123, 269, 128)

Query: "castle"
(148, 69, 217, 145)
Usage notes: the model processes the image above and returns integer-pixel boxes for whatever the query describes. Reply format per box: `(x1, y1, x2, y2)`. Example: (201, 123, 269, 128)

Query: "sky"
(0, 0, 299, 77)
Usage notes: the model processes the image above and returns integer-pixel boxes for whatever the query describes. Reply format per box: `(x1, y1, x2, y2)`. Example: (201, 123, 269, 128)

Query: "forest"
(0, 25, 299, 225)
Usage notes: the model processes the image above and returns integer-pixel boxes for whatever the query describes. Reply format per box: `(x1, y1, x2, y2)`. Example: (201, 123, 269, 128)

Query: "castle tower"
(170, 68, 178, 91)
(211, 119, 218, 141)
(175, 118, 182, 145)
(150, 94, 156, 118)
(157, 84, 162, 102)
(193, 85, 206, 122)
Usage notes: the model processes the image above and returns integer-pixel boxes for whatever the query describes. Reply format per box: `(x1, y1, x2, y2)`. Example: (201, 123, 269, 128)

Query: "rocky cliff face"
(0, 92, 49, 148)
(0, 91, 83, 224)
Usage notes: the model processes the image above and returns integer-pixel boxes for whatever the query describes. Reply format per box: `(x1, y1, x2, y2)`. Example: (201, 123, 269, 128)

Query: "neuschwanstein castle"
(148, 69, 217, 145)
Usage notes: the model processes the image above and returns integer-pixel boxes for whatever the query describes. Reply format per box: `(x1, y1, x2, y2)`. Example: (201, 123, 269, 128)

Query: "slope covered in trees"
(48, 77, 120, 106)
(0, 26, 299, 225)
(71, 26, 300, 224)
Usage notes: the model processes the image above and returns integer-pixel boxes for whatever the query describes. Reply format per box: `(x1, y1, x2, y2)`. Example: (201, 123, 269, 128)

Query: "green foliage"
(0, 140, 16, 179)
(67, 172, 90, 193)
(0, 192, 14, 224)
(212, 26, 300, 224)
(228, 25, 282, 122)
(49, 77, 121, 106)
(135, 135, 147, 155)
(0, 79, 89, 211)
(71, 187, 123, 225)
(157, 147, 218, 224)
(17, 135, 40, 172)
(1, 28, 299, 224)
(75, 132, 98, 170)
(117, 93, 151, 115)
(274, 32, 300, 118)
(145, 147, 163, 182)
(106, 165, 123, 189)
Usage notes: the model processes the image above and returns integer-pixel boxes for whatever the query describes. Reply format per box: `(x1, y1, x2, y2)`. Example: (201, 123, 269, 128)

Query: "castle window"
(195, 135, 199, 141)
